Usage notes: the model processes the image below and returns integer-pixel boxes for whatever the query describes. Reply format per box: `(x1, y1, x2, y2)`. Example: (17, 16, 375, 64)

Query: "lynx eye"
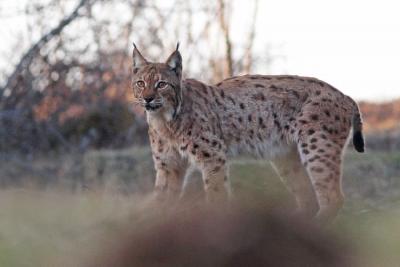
(136, 80, 145, 88)
(157, 81, 168, 89)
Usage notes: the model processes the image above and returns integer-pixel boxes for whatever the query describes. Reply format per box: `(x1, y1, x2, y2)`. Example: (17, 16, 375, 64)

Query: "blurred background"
(0, 0, 399, 266)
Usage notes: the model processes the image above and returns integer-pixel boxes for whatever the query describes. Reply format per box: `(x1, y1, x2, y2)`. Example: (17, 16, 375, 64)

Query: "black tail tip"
(353, 131, 365, 153)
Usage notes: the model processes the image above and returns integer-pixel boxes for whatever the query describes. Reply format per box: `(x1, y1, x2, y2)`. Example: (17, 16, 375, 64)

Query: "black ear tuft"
(166, 48, 182, 78)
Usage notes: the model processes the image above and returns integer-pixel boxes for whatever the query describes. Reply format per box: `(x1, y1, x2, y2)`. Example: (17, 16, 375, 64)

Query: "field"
(0, 148, 399, 266)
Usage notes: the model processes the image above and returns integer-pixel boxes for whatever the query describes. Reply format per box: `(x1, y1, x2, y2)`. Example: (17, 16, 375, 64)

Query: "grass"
(0, 188, 400, 266)
(0, 189, 149, 266)
(0, 149, 399, 266)
(335, 208, 400, 267)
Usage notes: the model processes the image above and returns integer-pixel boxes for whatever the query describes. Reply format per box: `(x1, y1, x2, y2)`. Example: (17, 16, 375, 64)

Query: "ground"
(0, 149, 399, 266)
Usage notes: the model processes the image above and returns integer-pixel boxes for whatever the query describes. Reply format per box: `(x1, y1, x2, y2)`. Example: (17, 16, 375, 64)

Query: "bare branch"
(0, 0, 93, 103)
(217, 0, 233, 78)
(243, 0, 259, 74)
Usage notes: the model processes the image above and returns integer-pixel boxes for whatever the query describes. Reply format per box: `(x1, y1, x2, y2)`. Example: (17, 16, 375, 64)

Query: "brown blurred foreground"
(88, 201, 354, 267)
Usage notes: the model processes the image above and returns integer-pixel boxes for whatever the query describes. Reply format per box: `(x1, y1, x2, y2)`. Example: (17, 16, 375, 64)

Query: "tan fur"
(131, 46, 364, 223)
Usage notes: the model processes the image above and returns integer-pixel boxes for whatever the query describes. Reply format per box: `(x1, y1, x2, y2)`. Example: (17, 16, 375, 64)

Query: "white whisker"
(129, 100, 148, 107)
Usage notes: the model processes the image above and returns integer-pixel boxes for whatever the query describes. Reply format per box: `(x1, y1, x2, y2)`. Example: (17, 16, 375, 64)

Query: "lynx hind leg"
(271, 149, 319, 218)
(298, 131, 346, 224)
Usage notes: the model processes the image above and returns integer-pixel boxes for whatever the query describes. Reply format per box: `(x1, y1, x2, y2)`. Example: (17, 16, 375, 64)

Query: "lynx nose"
(144, 96, 155, 103)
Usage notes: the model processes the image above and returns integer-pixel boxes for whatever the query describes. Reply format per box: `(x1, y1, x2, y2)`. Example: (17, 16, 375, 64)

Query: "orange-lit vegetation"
(359, 100, 400, 133)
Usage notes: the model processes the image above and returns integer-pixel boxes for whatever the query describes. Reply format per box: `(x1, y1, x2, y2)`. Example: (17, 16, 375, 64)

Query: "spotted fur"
(131, 45, 365, 223)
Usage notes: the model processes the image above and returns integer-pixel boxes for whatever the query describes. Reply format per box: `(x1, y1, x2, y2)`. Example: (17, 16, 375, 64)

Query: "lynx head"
(131, 43, 182, 119)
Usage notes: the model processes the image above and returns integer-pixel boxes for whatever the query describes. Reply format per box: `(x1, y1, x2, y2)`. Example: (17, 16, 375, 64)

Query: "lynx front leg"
(150, 131, 188, 201)
(154, 159, 188, 201)
(201, 160, 229, 203)
(187, 135, 229, 202)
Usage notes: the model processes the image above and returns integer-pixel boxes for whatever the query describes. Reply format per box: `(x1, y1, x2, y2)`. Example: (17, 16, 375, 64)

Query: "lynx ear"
(165, 44, 182, 78)
(132, 43, 148, 73)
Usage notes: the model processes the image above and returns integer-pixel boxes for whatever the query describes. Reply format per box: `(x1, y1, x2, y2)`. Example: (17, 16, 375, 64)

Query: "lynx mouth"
(145, 103, 162, 111)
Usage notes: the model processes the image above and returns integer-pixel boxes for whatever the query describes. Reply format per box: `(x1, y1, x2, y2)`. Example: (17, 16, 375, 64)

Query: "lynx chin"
(131, 44, 365, 223)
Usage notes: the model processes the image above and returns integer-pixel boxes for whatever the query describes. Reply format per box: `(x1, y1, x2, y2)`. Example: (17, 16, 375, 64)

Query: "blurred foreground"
(0, 148, 400, 266)
(0, 187, 400, 267)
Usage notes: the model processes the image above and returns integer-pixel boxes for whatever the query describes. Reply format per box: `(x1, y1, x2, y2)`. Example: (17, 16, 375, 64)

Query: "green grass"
(335, 208, 400, 267)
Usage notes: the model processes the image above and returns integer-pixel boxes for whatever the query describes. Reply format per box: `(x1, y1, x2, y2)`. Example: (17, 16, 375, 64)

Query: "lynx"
(131, 44, 365, 223)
